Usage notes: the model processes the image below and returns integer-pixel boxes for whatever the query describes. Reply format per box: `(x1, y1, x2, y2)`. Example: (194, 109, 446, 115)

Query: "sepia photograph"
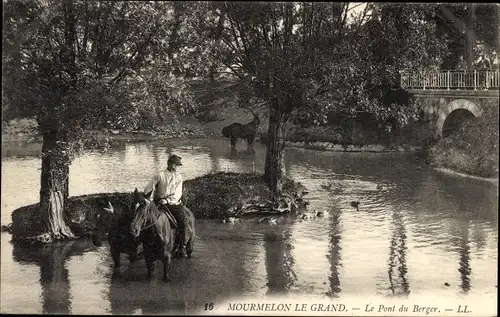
(1, 1, 498, 315)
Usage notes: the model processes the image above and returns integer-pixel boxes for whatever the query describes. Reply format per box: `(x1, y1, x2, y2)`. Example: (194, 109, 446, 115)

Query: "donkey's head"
(130, 189, 156, 238)
(92, 200, 115, 247)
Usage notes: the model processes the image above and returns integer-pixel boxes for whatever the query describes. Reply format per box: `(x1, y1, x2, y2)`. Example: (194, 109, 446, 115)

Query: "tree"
(434, 3, 500, 69)
(186, 2, 371, 192)
(2, 0, 190, 241)
(355, 3, 448, 130)
(192, 2, 448, 193)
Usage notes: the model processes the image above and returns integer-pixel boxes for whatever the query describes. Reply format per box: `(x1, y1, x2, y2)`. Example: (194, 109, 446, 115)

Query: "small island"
(8, 172, 309, 243)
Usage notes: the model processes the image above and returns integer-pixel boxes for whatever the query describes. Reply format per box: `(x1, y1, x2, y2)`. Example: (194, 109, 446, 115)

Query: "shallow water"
(1, 139, 498, 315)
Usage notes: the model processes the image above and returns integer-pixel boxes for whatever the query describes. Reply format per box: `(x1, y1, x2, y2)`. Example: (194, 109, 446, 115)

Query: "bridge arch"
(436, 99, 482, 138)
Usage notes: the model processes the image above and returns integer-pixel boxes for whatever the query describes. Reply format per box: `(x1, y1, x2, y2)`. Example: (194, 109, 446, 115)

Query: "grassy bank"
(9, 172, 308, 242)
(428, 108, 499, 179)
(183, 172, 307, 219)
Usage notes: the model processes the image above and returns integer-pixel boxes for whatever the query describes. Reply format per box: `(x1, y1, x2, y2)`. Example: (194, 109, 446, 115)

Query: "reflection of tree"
(207, 145, 222, 173)
(111, 142, 127, 165)
(412, 173, 493, 254)
(12, 240, 93, 314)
(326, 213, 342, 297)
(458, 219, 471, 294)
(264, 229, 297, 294)
(387, 211, 410, 297)
(152, 144, 161, 170)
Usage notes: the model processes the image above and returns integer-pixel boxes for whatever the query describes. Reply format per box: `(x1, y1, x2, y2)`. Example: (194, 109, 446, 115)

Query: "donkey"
(130, 191, 195, 281)
(92, 195, 140, 274)
(222, 110, 260, 151)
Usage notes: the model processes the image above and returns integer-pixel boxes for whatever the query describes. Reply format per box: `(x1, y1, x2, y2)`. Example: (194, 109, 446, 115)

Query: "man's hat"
(167, 154, 183, 166)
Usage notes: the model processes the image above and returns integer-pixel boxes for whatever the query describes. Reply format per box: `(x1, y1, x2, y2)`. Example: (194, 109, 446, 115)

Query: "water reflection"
(264, 228, 297, 294)
(2, 139, 497, 314)
(107, 276, 190, 315)
(458, 219, 471, 294)
(11, 240, 94, 314)
(387, 210, 410, 297)
(326, 213, 342, 297)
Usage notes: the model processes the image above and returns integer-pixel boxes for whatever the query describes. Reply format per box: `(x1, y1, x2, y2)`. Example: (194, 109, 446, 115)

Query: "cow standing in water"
(222, 110, 260, 152)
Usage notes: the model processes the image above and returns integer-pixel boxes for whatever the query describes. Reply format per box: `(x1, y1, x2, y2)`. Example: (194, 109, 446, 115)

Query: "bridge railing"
(400, 70, 499, 90)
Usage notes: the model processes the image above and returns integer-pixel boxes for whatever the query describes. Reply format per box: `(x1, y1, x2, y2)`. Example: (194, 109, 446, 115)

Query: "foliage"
(429, 106, 499, 178)
(434, 3, 500, 69)
(191, 2, 448, 128)
(183, 172, 304, 219)
(2, 0, 197, 159)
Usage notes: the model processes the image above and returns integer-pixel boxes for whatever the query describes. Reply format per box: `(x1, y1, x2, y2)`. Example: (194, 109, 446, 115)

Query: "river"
(1, 139, 497, 315)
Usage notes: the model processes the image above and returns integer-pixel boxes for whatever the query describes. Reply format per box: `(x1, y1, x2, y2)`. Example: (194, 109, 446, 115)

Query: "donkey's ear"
(103, 201, 114, 214)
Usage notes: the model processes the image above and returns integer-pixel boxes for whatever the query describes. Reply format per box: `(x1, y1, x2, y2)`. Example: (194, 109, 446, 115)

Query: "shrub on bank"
(183, 172, 306, 219)
(429, 107, 499, 178)
(260, 120, 434, 149)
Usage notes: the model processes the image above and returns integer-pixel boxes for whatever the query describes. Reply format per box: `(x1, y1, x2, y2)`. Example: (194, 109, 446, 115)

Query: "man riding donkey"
(143, 153, 190, 258)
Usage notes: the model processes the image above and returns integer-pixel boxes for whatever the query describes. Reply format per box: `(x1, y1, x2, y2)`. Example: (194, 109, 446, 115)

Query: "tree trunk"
(264, 106, 289, 194)
(39, 130, 75, 241)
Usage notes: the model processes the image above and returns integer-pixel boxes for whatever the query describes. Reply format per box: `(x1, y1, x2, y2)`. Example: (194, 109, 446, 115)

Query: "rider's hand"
(159, 198, 168, 205)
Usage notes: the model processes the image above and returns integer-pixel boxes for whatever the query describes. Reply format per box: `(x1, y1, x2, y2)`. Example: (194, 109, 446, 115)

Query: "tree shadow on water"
(11, 239, 95, 315)
(387, 210, 410, 297)
(264, 228, 297, 295)
(326, 213, 342, 297)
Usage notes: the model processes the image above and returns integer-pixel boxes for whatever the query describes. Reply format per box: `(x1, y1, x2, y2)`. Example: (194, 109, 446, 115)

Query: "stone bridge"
(400, 70, 499, 138)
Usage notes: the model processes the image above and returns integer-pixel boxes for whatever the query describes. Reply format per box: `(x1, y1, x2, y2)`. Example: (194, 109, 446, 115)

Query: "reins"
(139, 221, 157, 232)
(132, 200, 162, 235)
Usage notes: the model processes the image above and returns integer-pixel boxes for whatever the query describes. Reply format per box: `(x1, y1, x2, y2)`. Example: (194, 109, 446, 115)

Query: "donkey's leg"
(172, 230, 182, 258)
(145, 248, 155, 279)
(110, 245, 121, 272)
(186, 237, 194, 258)
(246, 136, 255, 152)
(230, 136, 237, 148)
(162, 246, 172, 281)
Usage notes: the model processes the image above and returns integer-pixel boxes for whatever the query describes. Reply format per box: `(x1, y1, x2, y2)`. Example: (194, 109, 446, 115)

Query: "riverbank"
(8, 172, 308, 242)
(428, 106, 499, 180)
(435, 167, 498, 184)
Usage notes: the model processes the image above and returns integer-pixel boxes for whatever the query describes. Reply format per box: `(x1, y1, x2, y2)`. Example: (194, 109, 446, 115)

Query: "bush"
(429, 107, 499, 178)
(183, 172, 306, 219)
